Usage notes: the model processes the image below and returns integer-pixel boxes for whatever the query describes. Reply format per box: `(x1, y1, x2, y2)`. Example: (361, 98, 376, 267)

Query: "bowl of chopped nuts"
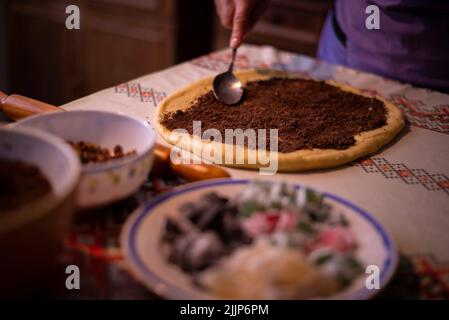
(14, 110, 156, 208)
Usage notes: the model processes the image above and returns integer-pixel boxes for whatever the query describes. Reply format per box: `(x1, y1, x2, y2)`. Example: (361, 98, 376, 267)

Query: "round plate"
(121, 179, 397, 300)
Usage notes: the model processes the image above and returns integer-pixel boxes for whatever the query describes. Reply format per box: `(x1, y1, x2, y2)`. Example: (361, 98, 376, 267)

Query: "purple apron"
(317, 0, 449, 92)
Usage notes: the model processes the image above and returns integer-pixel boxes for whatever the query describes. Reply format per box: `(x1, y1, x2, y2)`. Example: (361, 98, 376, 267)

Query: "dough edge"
(155, 69, 405, 172)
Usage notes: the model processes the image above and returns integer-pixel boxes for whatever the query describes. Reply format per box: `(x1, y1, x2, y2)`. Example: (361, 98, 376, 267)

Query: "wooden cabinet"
(6, 0, 212, 105)
(8, 1, 80, 104)
(214, 0, 332, 56)
(5, 0, 331, 106)
(79, 0, 176, 99)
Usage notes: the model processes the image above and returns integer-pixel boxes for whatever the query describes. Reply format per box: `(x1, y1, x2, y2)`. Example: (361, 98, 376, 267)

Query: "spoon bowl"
(212, 48, 244, 105)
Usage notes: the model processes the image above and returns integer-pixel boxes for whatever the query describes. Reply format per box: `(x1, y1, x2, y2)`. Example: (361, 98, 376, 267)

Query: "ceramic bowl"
(14, 110, 156, 208)
(121, 179, 398, 300)
(0, 127, 81, 297)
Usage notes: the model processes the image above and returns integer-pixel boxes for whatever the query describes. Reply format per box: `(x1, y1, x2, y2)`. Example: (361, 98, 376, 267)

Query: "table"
(52, 44, 449, 299)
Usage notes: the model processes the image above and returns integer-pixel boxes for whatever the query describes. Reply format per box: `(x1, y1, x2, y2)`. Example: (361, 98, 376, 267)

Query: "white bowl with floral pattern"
(14, 110, 156, 208)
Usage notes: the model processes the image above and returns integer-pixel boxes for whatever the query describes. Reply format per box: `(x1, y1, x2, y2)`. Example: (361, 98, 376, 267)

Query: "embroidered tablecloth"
(59, 44, 449, 299)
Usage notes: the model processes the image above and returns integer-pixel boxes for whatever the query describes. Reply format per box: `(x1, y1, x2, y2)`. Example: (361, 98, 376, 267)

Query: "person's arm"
(214, 0, 270, 48)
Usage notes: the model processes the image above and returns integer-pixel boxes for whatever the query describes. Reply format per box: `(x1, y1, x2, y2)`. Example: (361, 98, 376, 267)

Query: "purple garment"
(317, 0, 449, 92)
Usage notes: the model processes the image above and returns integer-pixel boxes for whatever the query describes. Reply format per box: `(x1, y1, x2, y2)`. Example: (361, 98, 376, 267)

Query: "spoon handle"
(228, 47, 237, 72)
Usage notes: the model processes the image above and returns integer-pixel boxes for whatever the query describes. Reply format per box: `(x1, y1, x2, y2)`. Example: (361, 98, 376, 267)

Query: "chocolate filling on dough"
(161, 78, 387, 152)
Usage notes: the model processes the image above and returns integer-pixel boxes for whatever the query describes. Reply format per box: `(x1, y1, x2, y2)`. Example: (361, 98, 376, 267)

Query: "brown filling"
(0, 158, 52, 212)
(67, 141, 137, 164)
(161, 78, 387, 152)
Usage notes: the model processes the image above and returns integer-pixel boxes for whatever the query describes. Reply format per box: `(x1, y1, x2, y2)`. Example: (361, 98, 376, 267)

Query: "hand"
(214, 0, 270, 48)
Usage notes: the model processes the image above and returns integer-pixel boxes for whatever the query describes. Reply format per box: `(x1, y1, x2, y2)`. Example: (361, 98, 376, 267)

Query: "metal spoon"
(212, 48, 244, 105)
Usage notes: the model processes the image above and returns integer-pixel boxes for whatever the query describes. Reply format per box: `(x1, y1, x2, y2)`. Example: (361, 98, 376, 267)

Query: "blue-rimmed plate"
(121, 179, 397, 300)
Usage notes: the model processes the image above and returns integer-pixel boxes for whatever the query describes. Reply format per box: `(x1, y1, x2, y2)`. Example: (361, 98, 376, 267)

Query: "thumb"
(230, 1, 250, 48)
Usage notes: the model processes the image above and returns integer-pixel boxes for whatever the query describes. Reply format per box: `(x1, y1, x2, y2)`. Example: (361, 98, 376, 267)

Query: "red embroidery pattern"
(115, 82, 166, 107)
(353, 157, 449, 196)
(389, 94, 449, 135)
(190, 51, 269, 71)
(410, 254, 449, 299)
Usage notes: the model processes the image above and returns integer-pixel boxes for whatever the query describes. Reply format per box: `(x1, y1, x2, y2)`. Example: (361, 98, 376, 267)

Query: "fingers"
(230, 0, 251, 48)
(215, 0, 270, 48)
(215, 0, 235, 29)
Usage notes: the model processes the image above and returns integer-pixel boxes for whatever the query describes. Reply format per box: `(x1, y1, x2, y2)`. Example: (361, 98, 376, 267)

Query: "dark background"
(0, 0, 331, 106)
